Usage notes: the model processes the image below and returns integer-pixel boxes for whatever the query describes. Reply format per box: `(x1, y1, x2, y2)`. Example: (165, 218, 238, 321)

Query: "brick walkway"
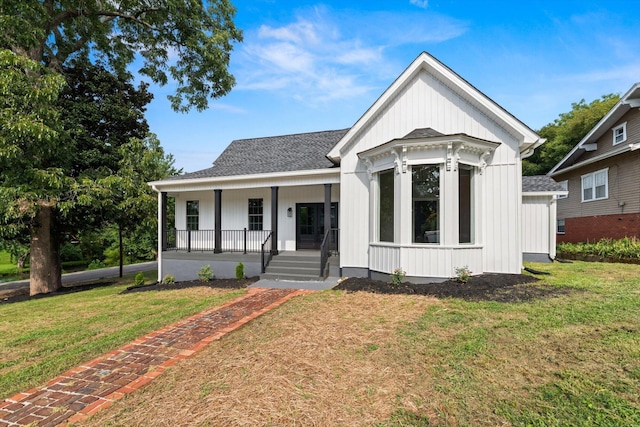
(0, 287, 307, 427)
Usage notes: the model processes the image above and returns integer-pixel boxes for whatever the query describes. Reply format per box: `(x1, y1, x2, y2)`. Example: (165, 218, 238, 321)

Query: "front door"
(296, 203, 337, 250)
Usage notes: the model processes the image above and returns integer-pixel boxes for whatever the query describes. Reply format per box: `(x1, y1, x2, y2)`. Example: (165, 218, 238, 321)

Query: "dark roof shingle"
(522, 175, 565, 192)
(170, 129, 348, 180)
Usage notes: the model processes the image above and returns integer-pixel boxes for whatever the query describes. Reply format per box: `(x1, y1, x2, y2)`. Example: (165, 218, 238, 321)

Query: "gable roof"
(327, 51, 543, 162)
(548, 82, 640, 176)
(522, 175, 566, 193)
(167, 129, 348, 181)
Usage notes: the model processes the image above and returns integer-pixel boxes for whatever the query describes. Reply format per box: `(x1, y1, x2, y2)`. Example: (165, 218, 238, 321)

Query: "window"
(459, 167, 473, 243)
(248, 198, 263, 231)
(613, 122, 627, 145)
(582, 169, 608, 202)
(379, 169, 395, 242)
(557, 180, 568, 199)
(412, 165, 440, 243)
(557, 219, 565, 234)
(186, 201, 199, 230)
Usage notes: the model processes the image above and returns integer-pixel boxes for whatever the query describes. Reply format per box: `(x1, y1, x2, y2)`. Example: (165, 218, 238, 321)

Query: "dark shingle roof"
(170, 129, 349, 180)
(403, 128, 444, 139)
(522, 175, 565, 192)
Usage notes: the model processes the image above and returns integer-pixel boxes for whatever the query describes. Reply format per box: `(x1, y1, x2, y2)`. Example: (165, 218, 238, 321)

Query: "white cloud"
(410, 0, 429, 8)
(235, 5, 467, 104)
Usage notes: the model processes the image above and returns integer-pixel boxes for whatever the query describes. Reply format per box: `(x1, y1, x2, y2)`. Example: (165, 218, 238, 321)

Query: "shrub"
(134, 272, 145, 286)
(198, 264, 213, 282)
(557, 237, 640, 260)
(390, 268, 405, 286)
(235, 262, 245, 280)
(455, 265, 472, 284)
(87, 259, 106, 270)
(162, 274, 175, 285)
(60, 243, 83, 262)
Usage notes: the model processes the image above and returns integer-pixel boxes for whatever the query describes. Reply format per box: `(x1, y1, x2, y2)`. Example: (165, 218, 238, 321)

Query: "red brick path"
(0, 287, 307, 427)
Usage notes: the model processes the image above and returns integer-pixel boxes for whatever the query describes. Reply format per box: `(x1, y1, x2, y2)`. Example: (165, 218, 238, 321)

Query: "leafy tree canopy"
(524, 94, 620, 176)
(0, 0, 242, 111)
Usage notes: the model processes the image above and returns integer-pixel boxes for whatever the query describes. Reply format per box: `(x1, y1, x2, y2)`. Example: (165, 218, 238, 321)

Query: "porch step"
(262, 252, 322, 281)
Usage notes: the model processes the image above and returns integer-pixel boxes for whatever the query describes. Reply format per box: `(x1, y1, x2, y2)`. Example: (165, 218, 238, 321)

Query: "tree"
(523, 94, 620, 176)
(0, 1, 241, 294)
(0, 50, 67, 294)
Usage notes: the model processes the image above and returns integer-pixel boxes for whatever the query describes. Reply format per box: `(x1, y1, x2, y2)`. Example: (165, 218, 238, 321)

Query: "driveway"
(0, 261, 157, 298)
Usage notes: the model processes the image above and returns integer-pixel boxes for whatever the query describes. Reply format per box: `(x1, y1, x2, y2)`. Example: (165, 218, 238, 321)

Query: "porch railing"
(319, 228, 339, 278)
(261, 232, 273, 273)
(164, 229, 272, 253)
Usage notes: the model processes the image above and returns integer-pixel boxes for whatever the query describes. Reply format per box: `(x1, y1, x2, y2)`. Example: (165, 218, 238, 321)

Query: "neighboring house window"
(557, 219, 565, 234)
(379, 169, 395, 242)
(186, 201, 199, 230)
(581, 169, 608, 202)
(613, 122, 627, 145)
(248, 198, 263, 231)
(459, 166, 473, 244)
(557, 180, 568, 199)
(412, 165, 440, 243)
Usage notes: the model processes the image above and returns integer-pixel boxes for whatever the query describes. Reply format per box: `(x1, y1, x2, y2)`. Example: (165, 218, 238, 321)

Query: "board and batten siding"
(522, 195, 552, 255)
(174, 185, 340, 252)
(339, 68, 523, 275)
(556, 151, 640, 219)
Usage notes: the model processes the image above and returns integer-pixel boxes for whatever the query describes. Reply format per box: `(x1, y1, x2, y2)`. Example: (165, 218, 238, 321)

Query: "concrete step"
(268, 260, 318, 269)
(260, 272, 322, 282)
(266, 265, 320, 276)
(262, 252, 322, 281)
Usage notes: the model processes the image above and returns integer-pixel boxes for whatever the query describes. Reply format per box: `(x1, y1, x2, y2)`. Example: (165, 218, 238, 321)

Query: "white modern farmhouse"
(149, 52, 564, 283)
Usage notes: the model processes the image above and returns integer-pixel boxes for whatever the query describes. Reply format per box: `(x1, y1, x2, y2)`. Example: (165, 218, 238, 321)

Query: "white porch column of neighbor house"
(156, 189, 164, 282)
(161, 192, 168, 251)
(271, 186, 278, 254)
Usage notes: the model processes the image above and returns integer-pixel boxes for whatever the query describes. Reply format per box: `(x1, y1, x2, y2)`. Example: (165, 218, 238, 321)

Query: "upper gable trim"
(326, 52, 542, 162)
(549, 82, 640, 175)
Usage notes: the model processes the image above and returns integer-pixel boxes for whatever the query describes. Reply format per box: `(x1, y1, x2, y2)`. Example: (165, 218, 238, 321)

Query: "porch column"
(324, 184, 332, 240)
(214, 189, 222, 253)
(271, 186, 279, 255)
(160, 192, 168, 251)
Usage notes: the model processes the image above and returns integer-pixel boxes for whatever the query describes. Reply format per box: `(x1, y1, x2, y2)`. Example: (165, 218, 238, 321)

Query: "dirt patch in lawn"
(335, 273, 572, 302)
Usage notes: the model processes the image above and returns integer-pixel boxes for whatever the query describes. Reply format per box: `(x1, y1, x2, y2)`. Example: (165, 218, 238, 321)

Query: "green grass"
(0, 273, 244, 399)
(0, 250, 25, 276)
(388, 260, 640, 425)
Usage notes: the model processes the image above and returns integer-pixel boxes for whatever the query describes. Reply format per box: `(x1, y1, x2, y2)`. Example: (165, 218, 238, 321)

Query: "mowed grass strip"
(0, 272, 244, 400)
(82, 261, 640, 427)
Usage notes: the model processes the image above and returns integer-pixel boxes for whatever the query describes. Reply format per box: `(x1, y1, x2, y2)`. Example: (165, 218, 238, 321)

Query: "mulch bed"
(121, 277, 259, 294)
(335, 273, 573, 302)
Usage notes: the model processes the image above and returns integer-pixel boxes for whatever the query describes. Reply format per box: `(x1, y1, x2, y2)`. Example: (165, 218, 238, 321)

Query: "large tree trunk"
(30, 205, 62, 296)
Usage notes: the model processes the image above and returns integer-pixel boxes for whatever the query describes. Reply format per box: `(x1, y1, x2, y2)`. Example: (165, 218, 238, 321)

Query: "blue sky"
(142, 0, 640, 172)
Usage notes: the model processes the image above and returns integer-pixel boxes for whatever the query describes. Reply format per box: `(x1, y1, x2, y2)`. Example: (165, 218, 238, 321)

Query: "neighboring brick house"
(548, 83, 640, 243)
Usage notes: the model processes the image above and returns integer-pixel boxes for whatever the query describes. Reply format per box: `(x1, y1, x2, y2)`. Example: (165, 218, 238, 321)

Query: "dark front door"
(296, 203, 337, 250)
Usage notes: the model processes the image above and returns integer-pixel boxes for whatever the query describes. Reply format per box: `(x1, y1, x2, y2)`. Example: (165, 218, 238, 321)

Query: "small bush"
(162, 274, 175, 285)
(235, 262, 245, 280)
(455, 265, 472, 284)
(134, 272, 145, 286)
(557, 237, 640, 260)
(87, 259, 106, 270)
(60, 243, 83, 262)
(390, 268, 405, 286)
(198, 264, 213, 282)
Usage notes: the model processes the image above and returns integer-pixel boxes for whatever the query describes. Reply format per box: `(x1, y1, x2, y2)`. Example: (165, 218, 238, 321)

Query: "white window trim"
(557, 218, 565, 234)
(557, 180, 568, 199)
(581, 168, 608, 202)
(613, 122, 627, 145)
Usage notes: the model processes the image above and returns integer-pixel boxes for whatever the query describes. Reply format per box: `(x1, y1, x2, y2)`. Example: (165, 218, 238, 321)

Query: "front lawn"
(82, 261, 640, 426)
(0, 273, 245, 400)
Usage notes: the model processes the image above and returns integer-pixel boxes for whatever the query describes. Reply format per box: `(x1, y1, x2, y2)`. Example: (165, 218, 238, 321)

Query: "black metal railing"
(320, 228, 339, 277)
(163, 229, 272, 253)
(261, 231, 273, 273)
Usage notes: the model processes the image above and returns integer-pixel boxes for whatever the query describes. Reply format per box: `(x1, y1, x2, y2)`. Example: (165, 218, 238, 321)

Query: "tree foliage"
(523, 94, 620, 176)
(1, 0, 242, 111)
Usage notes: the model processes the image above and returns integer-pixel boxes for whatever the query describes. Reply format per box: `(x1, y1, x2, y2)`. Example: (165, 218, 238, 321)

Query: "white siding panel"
(522, 196, 551, 254)
(370, 244, 483, 277)
(340, 171, 370, 268)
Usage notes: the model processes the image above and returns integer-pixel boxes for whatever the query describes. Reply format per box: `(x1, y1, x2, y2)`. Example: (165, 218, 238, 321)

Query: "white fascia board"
(357, 134, 500, 159)
(523, 191, 568, 197)
(148, 168, 340, 191)
(549, 83, 640, 176)
(548, 143, 633, 177)
(327, 52, 541, 162)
